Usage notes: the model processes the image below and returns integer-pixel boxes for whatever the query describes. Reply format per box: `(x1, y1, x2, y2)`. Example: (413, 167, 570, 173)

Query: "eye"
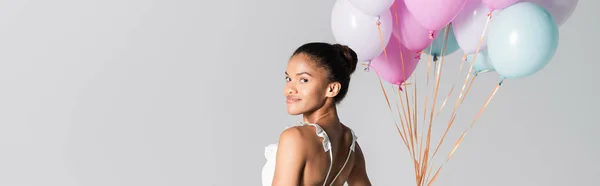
(285, 77, 291, 82)
(300, 78, 308, 83)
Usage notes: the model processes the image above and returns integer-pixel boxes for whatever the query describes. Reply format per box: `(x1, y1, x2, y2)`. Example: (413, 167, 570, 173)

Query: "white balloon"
(348, 0, 395, 16)
(331, 0, 393, 61)
(452, 0, 492, 54)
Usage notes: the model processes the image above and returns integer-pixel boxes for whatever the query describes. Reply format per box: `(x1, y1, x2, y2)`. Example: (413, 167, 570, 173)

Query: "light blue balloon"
(425, 25, 459, 59)
(486, 2, 559, 79)
(466, 50, 495, 74)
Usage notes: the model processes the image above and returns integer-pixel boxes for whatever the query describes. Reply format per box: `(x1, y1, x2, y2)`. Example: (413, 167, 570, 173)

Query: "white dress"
(261, 121, 358, 186)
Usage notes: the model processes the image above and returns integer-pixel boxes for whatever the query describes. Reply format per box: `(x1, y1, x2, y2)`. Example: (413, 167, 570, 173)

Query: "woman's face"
(284, 54, 332, 115)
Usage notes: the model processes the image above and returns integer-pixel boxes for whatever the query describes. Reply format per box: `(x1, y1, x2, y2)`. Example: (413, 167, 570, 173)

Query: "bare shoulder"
(348, 142, 371, 186)
(354, 142, 366, 162)
(278, 126, 307, 146)
(277, 125, 321, 152)
(272, 126, 316, 185)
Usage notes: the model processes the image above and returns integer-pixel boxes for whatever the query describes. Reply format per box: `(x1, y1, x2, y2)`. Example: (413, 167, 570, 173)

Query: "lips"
(286, 96, 301, 104)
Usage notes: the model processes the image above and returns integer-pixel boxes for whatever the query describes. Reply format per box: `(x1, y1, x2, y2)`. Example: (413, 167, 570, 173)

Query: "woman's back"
(262, 121, 363, 186)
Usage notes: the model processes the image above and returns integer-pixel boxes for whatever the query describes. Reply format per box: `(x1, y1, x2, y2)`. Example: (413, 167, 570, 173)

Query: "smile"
(286, 97, 301, 104)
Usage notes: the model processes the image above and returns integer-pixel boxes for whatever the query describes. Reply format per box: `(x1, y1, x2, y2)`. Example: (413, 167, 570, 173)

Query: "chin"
(286, 108, 303, 115)
(287, 112, 302, 116)
(287, 103, 318, 116)
(286, 104, 311, 115)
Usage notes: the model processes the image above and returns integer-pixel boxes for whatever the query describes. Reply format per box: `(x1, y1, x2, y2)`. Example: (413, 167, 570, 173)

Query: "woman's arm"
(271, 127, 307, 186)
(347, 143, 372, 186)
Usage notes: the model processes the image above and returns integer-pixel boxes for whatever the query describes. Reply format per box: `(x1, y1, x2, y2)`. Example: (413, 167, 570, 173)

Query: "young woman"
(262, 42, 372, 186)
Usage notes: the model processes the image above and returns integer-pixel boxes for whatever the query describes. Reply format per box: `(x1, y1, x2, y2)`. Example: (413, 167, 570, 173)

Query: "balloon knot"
(429, 31, 435, 39)
(433, 55, 438, 62)
(363, 61, 372, 72)
(415, 54, 421, 60)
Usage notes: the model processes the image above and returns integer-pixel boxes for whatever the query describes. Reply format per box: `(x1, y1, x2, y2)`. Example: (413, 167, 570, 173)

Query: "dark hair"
(292, 42, 358, 103)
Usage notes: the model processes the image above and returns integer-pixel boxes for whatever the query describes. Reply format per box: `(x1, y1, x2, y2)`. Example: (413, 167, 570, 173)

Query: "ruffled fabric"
(264, 144, 278, 160)
(298, 121, 332, 152)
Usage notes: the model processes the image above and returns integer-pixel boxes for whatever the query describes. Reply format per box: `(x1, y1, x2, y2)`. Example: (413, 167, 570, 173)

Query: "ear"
(325, 82, 341, 98)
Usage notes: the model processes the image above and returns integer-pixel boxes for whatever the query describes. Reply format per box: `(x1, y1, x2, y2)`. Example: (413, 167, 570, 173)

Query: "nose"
(286, 84, 297, 95)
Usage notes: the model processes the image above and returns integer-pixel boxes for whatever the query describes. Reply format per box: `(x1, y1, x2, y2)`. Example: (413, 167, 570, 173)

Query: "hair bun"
(333, 44, 358, 74)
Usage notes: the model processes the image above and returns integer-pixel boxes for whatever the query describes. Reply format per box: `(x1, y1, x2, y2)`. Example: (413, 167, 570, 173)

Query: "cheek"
(298, 84, 326, 100)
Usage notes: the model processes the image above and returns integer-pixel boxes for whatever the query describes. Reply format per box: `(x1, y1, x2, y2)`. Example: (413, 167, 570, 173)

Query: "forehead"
(287, 54, 322, 73)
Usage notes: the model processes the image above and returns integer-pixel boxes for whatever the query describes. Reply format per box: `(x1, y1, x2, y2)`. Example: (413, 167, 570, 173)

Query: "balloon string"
(377, 18, 389, 63)
(376, 15, 413, 158)
(393, 3, 399, 26)
(391, 87, 404, 135)
(412, 71, 420, 164)
(460, 10, 493, 103)
(420, 45, 434, 177)
(396, 86, 411, 152)
(422, 26, 435, 130)
(376, 72, 410, 151)
(403, 85, 418, 174)
(426, 79, 503, 186)
(412, 74, 422, 185)
(378, 11, 423, 182)
(419, 24, 450, 186)
(378, 9, 420, 177)
(460, 53, 467, 71)
(461, 74, 478, 104)
(389, 8, 421, 179)
(396, 28, 417, 167)
(434, 53, 467, 120)
(421, 39, 434, 161)
(397, 85, 421, 179)
(428, 11, 493, 165)
(394, 82, 414, 170)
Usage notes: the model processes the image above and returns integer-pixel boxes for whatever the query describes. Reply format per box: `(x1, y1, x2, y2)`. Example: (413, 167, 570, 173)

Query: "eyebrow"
(284, 71, 313, 76)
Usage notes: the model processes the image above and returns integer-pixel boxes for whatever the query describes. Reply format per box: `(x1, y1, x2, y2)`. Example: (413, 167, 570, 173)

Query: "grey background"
(0, 0, 597, 185)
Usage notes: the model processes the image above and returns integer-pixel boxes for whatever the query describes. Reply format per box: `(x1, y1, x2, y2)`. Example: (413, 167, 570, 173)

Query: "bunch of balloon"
(330, 0, 577, 185)
(456, 0, 577, 79)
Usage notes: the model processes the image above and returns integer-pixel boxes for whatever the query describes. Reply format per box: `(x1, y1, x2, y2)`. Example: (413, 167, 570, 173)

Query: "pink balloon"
(522, 0, 578, 26)
(391, 0, 436, 52)
(481, 0, 519, 9)
(369, 37, 419, 85)
(404, 0, 468, 31)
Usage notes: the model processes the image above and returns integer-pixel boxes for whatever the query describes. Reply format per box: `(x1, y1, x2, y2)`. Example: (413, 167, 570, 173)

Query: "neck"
(303, 102, 340, 128)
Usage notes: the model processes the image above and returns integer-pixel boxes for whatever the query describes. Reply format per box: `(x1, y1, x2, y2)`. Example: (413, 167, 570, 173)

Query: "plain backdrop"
(0, 0, 597, 185)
